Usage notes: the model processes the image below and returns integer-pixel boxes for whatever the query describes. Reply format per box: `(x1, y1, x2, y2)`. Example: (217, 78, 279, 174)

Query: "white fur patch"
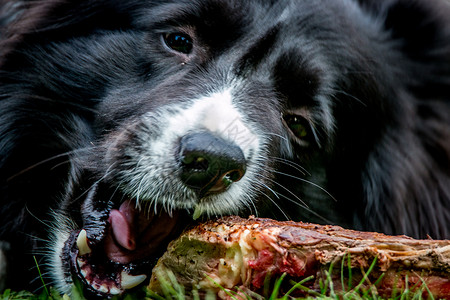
(48, 212, 76, 295)
(153, 87, 258, 158)
(117, 85, 266, 218)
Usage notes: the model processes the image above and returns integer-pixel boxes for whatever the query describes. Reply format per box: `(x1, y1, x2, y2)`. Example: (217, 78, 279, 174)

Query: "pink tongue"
(106, 200, 179, 264)
(109, 201, 137, 251)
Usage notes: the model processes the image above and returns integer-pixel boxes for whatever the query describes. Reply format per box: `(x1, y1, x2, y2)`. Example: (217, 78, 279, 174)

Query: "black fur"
(0, 0, 449, 294)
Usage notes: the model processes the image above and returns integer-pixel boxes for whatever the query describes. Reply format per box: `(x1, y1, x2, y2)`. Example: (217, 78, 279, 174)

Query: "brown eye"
(283, 114, 310, 140)
(163, 32, 193, 54)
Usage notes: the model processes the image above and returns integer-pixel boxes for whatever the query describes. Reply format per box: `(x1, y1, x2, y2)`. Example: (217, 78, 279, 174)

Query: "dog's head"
(1, 0, 449, 297)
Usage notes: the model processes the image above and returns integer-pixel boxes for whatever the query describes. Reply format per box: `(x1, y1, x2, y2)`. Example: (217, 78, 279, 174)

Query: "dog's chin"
(60, 199, 190, 297)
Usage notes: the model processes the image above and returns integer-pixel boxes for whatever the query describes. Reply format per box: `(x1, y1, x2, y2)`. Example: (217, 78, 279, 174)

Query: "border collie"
(0, 0, 449, 297)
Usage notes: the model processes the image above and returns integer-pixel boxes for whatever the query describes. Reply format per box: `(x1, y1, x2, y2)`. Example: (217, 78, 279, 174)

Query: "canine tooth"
(76, 229, 91, 256)
(110, 287, 121, 295)
(120, 271, 147, 290)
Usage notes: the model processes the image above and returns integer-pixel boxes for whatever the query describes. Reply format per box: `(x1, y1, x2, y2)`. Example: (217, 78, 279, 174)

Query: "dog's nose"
(178, 132, 246, 197)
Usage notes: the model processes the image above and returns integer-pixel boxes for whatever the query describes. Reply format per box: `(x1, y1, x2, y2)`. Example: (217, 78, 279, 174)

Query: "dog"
(0, 0, 449, 297)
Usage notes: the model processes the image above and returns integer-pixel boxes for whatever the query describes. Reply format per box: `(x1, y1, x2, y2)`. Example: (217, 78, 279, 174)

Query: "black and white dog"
(0, 0, 449, 296)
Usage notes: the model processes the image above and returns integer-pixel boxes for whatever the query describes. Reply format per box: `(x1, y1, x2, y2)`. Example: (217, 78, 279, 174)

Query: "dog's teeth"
(120, 271, 147, 290)
(98, 284, 108, 294)
(110, 287, 121, 295)
(80, 268, 88, 278)
(76, 229, 92, 256)
(193, 205, 202, 220)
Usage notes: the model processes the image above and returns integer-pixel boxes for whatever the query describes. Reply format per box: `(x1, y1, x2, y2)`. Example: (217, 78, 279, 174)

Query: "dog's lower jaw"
(48, 196, 193, 297)
(48, 214, 76, 295)
(49, 223, 152, 297)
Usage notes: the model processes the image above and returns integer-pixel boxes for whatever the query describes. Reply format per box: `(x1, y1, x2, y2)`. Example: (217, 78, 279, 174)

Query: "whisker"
(250, 180, 290, 220)
(71, 162, 117, 203)
(254, 171, 334, 223)
(271, 170, 337, 202)
(106, 183, 123, 208)
(132, 156, 149, 207)
(30, 270, 50, 285)
(277, 193, 334, 224)
(247, 195, 259, 217)
(259, 174, 308, 208)
(23, 209, 53, 230)
(17, 94, 99, 113)
(50, 159, 73, 171)
(264, 132, 289, 143)
(254, 177, 280, 200)
(7, 146, 98, 182)
(268, 156, 310, 176)
(330, 89, 367, 107)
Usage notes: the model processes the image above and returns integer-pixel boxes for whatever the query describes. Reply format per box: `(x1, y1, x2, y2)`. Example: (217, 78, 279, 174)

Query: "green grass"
(0, 279, 84, 300)
(1, 255, 439, 300)
(0, 276, 434, 300)
(145, 253, 440, 300)
(144, 254, 437, 300)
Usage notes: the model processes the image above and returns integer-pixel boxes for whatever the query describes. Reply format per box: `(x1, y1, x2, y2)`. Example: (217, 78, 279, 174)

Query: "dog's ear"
(384, 0, 450, 60)
(360, 0, 450, 98)
(355, 0, 450, 238)
(360, 0, 450, 61)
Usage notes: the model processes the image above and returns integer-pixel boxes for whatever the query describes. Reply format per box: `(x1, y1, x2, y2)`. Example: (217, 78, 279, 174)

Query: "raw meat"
(149, 216, 450, 299)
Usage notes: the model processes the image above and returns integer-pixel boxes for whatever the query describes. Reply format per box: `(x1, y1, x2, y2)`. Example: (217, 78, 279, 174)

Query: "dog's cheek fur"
(0, 2, 143, 288)
(355, 0, 450, 237)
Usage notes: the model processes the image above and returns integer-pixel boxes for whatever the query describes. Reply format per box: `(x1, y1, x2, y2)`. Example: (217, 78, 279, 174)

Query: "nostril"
(178, 132, 246, 197)
(181, 155, 209, 172)
(223, 169, 244, 183)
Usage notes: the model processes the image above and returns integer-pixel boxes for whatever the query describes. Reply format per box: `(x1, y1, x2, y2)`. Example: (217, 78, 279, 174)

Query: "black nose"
(178, 132, 246, 197)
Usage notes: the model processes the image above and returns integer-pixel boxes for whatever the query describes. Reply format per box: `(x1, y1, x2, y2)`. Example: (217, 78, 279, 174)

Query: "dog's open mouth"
(65, 199, 189, 297)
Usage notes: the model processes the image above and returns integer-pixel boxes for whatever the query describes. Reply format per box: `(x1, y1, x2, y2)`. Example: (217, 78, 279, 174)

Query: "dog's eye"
(164, 33, 193, 54)
(283, 114, 310, 140)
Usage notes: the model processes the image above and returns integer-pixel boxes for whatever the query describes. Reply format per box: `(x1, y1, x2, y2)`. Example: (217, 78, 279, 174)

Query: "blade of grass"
(69, 279, 87, 300)
(400, 273, 409, 300)
(283, 275, 315, 298)
(152, 270, 185, 300)
(390, 271, 401, 299)
(33, 256, 49, 297)
(341, 252, 349, 293)
(326, 270, 337, 299)
(263, 272, 272, 299)
(320, 261, 336, 296)
(235, 287, 264, 300)
(1, 289, 11, 300)
(206, 276, 239, 300)
(192, 288, 200, 300)
(146, 289, 167, 300)
(415, 272, 434, 300)
(347, 252, 353, 290)
(405, 273, 426, 299)
(167, 270, 186, 300)
(349, 255, 378, 295)
(268, 273, 286, 300)
(373, 272, 385, 288)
